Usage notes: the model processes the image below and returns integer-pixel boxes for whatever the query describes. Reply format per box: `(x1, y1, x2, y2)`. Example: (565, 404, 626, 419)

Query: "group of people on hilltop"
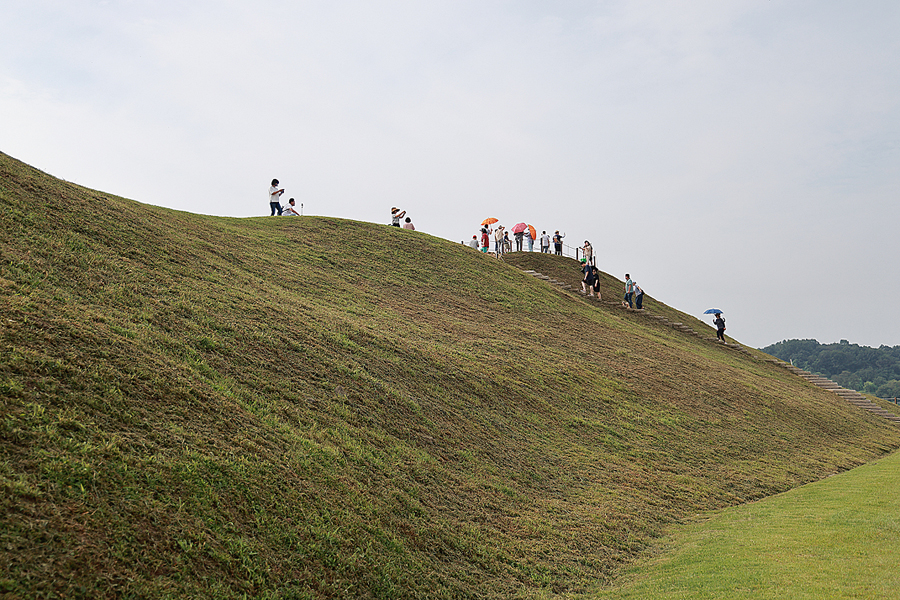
(472, 225, 569, 257)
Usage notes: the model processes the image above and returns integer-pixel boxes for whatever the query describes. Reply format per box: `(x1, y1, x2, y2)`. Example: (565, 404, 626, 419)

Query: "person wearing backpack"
(713, 313, 726, 341)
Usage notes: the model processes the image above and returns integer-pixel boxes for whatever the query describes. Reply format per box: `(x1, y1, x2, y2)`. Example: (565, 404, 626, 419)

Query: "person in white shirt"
(540, 231, 551, 253)
(283, 198, 301, 216)
(468, 235, 479, 249)
(269, 179, 285, 215)
(582, 241, 593, 265)
(391, 207, 406, 226)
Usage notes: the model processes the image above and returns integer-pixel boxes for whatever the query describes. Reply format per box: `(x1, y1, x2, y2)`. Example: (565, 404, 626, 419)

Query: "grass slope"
(597, 450, 900, 599)
(2, 151, 899, 599)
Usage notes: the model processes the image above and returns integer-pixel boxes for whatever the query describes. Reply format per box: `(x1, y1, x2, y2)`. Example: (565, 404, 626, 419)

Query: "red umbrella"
(511, 222, 527, 234)
(527, 224, 537, 240)
(481, 217, 498, 226)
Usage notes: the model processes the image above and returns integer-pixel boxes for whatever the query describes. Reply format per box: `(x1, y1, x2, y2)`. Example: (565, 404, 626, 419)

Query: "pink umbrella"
(511, 222, 527, 234)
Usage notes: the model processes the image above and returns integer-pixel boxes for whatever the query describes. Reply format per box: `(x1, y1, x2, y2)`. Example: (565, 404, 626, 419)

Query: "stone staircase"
(519, 269, 751, 355)
(520, 268, 900, 426)
(763, 359, 900, 425)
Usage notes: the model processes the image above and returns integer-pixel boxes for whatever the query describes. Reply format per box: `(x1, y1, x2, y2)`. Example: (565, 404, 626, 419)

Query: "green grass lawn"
(598, 450, 900, 599)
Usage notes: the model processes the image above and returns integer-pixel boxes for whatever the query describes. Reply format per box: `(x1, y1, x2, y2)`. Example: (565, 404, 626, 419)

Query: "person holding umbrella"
(713, 313, 726, 342)
(510, 223, 528, 252)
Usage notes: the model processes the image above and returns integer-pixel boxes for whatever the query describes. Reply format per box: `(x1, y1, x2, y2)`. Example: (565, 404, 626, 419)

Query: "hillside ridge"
(2, 151, 899, 599)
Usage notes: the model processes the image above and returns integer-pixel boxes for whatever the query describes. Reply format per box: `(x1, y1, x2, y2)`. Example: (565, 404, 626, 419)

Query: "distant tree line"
(760, 339, 900, 398)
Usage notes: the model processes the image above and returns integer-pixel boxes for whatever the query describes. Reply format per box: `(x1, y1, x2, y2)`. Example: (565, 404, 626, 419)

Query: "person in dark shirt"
(581, 262, 596, 296)
(713, 313, 726, 341)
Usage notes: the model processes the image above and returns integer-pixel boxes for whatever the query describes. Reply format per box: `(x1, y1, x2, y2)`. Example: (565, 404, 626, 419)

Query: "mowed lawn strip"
(598, 450, 900, 600)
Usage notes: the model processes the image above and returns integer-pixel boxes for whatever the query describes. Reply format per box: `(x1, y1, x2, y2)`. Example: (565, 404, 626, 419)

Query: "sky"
(2, 0, 899, 349)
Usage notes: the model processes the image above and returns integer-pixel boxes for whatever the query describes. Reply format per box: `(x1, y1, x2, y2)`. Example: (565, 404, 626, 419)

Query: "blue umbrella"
(703, 308, 723, 314)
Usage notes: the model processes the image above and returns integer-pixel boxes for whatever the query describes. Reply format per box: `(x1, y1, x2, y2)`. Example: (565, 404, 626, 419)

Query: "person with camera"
(269, 179, 285, 215)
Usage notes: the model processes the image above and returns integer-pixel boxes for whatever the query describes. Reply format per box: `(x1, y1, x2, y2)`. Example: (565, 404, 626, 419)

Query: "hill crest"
(2, 151, 898, 598)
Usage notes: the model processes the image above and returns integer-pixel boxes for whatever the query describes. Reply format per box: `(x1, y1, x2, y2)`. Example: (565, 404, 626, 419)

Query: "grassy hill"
(2, 150, 898, 599)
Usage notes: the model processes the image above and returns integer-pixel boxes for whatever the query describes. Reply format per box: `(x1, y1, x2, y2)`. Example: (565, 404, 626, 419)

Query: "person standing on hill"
(591, 266, 602, 299)
(468, 235, 479, 249)
(540, 231, 551, 253)
(553, 231, 565, 255)
(714, 313, 726, 342)
(525, 229, 534, 252)
(402, 217, 415, 230)
(514, 229, 524, 252)
(582, 241, 593, 265)
(391, 207, 406, 227)
(623, 274, 634, 308)
(269, 179, 285, 216)
(480, 228, 490, 253)
(633, 281, 644, 309)
(494, 226, 505, 256)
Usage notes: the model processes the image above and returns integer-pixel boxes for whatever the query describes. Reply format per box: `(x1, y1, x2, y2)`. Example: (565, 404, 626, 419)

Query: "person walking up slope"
(581, 261, 595, 296)
(633, 281, 644, 309)
(623, 274, 634, 308)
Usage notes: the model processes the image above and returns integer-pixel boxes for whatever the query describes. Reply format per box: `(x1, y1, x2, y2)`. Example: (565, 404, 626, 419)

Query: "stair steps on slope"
(518, 267, 755, 357)
(769, 365, 900, 426)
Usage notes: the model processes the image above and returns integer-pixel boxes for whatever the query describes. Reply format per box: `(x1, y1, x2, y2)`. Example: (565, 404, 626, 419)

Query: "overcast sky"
(3, 1, 899, 349)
